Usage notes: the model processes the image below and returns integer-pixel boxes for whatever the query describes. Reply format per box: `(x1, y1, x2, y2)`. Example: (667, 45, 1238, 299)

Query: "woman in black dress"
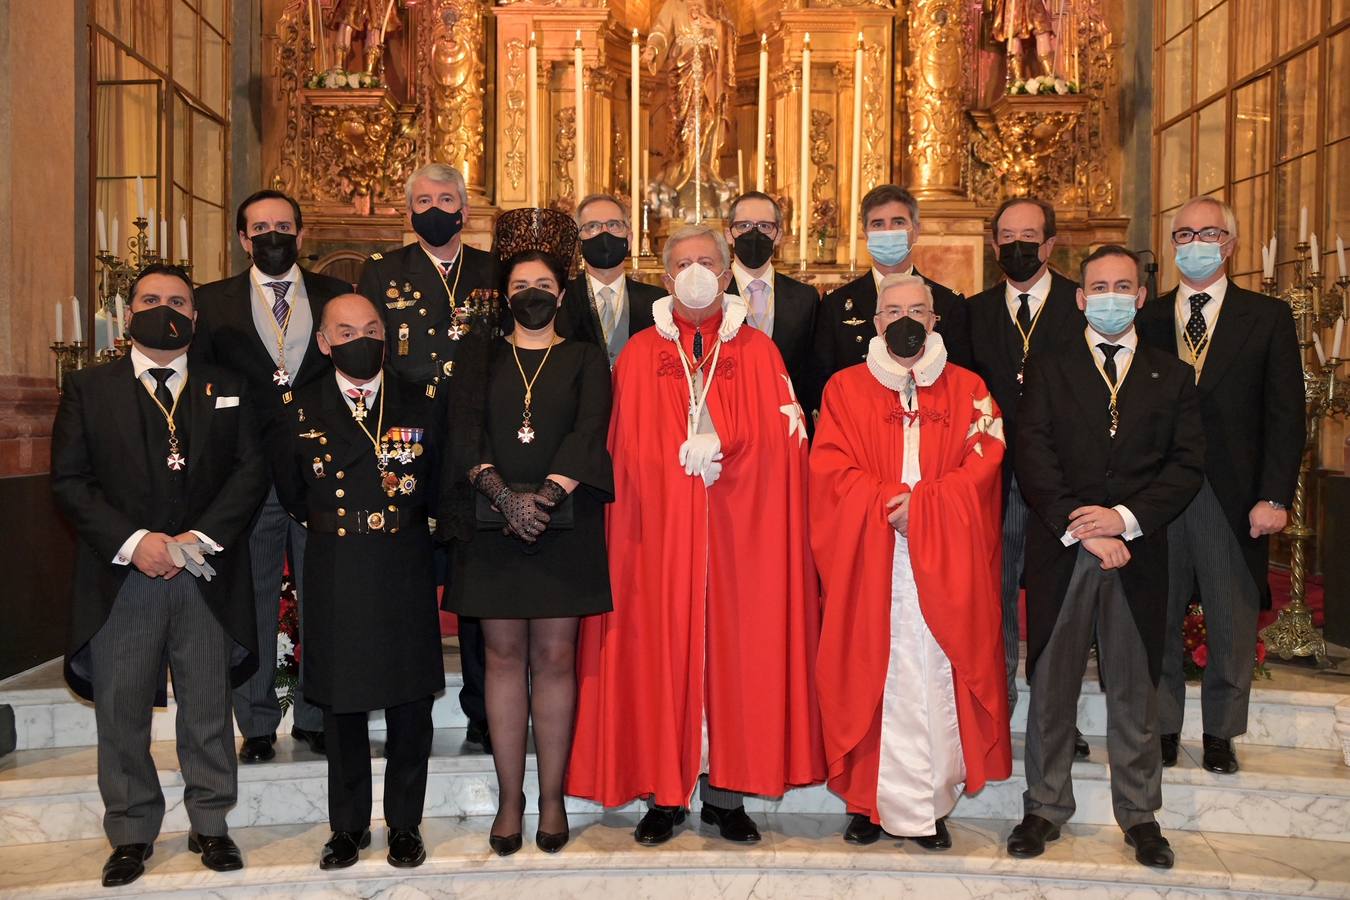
(447, 209, 613, 857)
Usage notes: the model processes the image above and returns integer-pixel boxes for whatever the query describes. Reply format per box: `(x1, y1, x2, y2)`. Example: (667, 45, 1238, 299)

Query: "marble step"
(3, 727, 1349, 848)
(6, 655, 1350, 754)
(1, 814, 1347, 899)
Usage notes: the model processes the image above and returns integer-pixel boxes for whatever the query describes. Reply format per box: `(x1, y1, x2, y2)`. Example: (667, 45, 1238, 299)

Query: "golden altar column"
(904, 0, 970, 201)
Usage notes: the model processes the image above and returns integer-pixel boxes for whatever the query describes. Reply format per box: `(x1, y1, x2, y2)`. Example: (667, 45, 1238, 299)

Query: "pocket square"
(215, 396, 240, 409)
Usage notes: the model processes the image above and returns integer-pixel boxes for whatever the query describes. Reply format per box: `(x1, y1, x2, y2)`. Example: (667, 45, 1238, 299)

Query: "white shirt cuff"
(190, 531, 222, 552)
(114, 529, 149, 565)
(1115, 505, 1143, 541)
(1060, 528, 1078, 547)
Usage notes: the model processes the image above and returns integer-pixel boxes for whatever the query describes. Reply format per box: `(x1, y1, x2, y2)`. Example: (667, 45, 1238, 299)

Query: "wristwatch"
(1265, 500, 1287, 510)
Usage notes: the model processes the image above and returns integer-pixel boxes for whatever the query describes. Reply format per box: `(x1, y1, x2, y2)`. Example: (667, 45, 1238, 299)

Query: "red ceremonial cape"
(809, 360, 1012, 819)
(568, 303, 825, 807)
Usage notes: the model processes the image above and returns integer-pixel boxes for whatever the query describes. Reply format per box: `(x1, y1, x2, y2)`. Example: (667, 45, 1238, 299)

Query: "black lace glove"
(536, 479, 568, 510)
(472, 466, 550, 542)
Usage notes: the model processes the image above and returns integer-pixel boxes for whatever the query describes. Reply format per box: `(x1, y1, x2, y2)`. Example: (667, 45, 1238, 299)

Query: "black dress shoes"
(489, 831, 523, 857)
(1161, 732, 1180, 767)
(1006, 814, 1061, 858)
(634, 805, 687, 845)
(911, 817, 952, 851)
(843, 813, 882, 845)
(700, 803, 762, 843)
(465, 720, 492, 755)
(1202, 734, 1239, 773)
(188, 833, 243, 871)
(536, 826, 570, 854)
(1124, 822, 1175, 869)
(291, 726, 326, 755)
(1074, 729, 1090, 759)
(101, 843, 152, 887)
(320, 829, 371, 869)
(238, 733, 276, 763)
(387, 827, 426, 868)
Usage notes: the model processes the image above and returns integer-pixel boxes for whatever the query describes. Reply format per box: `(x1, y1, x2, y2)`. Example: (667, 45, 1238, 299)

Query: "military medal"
(511, 338, 559, 444)
(273, 366, 290, 386)
(397, 322, 410, 356)
(312, 457, 325, 477)
(449, 321, 467, 341)
(146, 374, 188, 472)
(382, 471, 400, 496)
(399, 474, 417, 495)
(351, 395, 368, 422)
(844, 299, 853, 311)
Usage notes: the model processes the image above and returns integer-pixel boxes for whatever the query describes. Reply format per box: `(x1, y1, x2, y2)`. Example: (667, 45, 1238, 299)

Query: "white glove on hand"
(678, 433, 722, 477)
(168, 540, 218, 581)
(701, 457, 723, 488)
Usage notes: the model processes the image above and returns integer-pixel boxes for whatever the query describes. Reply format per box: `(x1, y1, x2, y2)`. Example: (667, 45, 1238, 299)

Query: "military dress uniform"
(357, 240, 501, 743)
(272, 369, 446, 835)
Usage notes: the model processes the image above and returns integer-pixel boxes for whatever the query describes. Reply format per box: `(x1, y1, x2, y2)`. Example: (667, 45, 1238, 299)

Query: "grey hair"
(404, 163, 467, 208)
(575, 193, 630, 225)
(1170, 195, 1238, 241)
(663, 224, 730, 272)
(876, 273, 934, 310)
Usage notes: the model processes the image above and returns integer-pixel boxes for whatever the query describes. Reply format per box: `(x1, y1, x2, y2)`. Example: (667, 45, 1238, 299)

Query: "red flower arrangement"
(275, 575, 301, 711)
(1181, 602, 1270, 681)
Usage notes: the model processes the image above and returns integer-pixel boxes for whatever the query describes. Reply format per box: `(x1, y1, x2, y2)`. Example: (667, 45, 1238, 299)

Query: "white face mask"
(672, 263, 722, 309)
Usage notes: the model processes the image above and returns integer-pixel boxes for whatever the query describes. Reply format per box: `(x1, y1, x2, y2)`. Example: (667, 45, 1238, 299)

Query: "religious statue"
(987, 0, 1056, 83)
(421, 0, 487, 187)
(643, 0, 737, 221)
(329, 0, 406, 75)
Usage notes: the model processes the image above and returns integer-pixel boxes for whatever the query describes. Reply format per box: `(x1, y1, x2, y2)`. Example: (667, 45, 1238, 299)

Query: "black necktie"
(440, 260, 454, 279)
(149, 368, 175, 409)
(1098, 343, 1121, 387)
(1185, 292, 1210, 350)
(1016, 293, 1032, 333)
(693, 328, 704, 362)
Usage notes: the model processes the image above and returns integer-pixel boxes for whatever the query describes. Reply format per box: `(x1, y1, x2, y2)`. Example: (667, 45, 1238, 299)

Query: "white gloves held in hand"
(678, 434, 724, 487)
(166, 540, 218, 581)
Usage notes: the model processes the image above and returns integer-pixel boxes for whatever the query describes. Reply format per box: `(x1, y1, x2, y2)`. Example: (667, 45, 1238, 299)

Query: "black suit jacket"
(1016, 336, 1205, 683)
(192, 267, 351, 437)
(968, 270, 1085, 490)
(811, 267, 970, 415)
(51, 356, 269, 700)
(1136, 283, 1304, 597)
(725, 270, 818, 401)
(559, 273, 665, 347)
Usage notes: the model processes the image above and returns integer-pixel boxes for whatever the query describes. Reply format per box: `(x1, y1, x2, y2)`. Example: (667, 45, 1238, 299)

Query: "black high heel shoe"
(489, 793, 525, 857)
(535, 799, 570, 854)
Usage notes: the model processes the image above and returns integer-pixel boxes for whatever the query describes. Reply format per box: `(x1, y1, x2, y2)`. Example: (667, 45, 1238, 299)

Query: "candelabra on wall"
(1258, 237, 1349, 667)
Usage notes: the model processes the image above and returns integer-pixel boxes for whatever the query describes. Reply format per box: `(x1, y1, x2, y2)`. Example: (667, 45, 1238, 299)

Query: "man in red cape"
(811, 274, 1012, 849)
(568, 224, 825, 845)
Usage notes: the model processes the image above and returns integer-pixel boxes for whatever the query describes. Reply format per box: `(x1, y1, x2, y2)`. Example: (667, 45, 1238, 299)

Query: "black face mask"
(509, 288, 559, 330)
(884, 316, 927, 359)
(996, 240, 1045, 283)
(410, 207, 464, 247)
(581, 232, 630, 269)
(249, 230, 299, 278)
(733, 230, 776, 270)
(128, 305, 194, 351)
(328, 337, 384, 381)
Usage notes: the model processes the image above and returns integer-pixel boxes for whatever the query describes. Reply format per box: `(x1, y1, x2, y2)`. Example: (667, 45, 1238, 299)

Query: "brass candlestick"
(1259, 252, 1349, 667)
(50, 341, 87, 393)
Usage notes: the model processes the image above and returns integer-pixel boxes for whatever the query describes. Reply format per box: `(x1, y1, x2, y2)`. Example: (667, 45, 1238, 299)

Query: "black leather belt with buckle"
(308, 506, 426, 535)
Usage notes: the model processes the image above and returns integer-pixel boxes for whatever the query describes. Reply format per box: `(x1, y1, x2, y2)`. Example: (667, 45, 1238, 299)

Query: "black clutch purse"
(475, 483, 575, 530)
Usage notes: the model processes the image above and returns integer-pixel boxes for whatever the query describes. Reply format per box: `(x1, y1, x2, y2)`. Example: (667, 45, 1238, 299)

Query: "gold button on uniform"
(319, 436, 328, 444)
(337, 508, 346, 516)
(418, 308, 427, 317)
(336, 471, 345, 479)
(337, 528, 347, 536)
(336, 488, 345, 497)
(428, 328, 436, 335)
(324, 453, 332, 462)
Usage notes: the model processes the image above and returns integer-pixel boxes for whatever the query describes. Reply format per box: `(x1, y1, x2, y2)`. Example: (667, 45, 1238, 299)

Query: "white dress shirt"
(733, 260, 776, 336)
(871, 265, 915, 295)
(422, 243, 461, 276)
(114, 346, 219, 565)
(336, 369, 384, 415)
(1059, 325, 1143, 547)
(587, 270, 627, 341)
(1176, 274, 1228, 337)
(249, 263, 312, 381)
(1004, 268, 1052, 326)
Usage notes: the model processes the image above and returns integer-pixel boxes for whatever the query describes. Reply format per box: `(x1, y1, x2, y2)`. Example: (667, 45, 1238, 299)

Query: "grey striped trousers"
(90, 568, 236, 846)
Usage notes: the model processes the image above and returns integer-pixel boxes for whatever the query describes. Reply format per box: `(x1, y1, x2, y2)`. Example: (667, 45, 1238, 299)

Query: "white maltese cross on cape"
(780, 374, 807, 446)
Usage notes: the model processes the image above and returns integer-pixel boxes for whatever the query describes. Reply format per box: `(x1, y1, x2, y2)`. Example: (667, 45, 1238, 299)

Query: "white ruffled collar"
(652, 294, 747, 343)
(866, 331, 948, 393)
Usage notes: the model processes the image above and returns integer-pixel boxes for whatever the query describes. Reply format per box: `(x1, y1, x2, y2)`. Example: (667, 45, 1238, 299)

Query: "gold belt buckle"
(366, 511, 385, 532)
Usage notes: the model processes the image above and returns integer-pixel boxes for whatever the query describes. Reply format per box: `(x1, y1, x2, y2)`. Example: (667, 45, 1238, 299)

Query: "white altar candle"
(527, 33, 540, 208)
(1260, 242, 1272, 281)
(1333, 316, 1345, 360)
(179, 216, 188, 260)
(71, 297, 82, 344)
(798, 33, 811, 267)
(1338, 235, 1347, 279)
(159, 217, 168, 259)
(631, 29, 641, 260)
(54, 301, 63, 344)
(115, 295, 125, 340)
(574, 31, 586, 199)
(97, 209, 108, 254)
(848, 32, 864, 271)
(135, 176, 146, 219)
(756, 34, 768, 191)
(1299, 206, 1308, 244)
(1313, 333, 1326, 367)
(1270, 235, 1277, 272)
(111, 217, 119, 256)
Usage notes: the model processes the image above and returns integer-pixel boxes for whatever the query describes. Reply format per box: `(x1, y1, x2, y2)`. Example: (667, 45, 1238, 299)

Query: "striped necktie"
(265, 281, 291, 328)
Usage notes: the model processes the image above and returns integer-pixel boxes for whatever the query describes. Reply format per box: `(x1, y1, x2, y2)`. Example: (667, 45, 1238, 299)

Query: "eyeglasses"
(1171, 226, 1230, 244)
(729, 220, 779, 237)
(877, 307, 936, 322)
(578, 219, 630, 238)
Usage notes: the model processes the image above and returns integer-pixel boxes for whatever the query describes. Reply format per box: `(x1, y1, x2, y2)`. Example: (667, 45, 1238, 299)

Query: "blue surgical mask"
(866, 229, 911, 267)
(1083, 292, 1139, 336)
(1175, 242, 1225, 281)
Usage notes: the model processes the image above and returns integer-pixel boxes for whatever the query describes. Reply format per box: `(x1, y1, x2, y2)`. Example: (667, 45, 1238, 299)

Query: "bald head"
(320, 293, 384, 336)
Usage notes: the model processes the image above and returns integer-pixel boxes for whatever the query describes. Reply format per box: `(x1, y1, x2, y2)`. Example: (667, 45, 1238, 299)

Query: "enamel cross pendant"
(352, 398, 368, 422)
(517, 423, 536, 444)
(273, 366, 290, 386)
(167, 451, 187, 471)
